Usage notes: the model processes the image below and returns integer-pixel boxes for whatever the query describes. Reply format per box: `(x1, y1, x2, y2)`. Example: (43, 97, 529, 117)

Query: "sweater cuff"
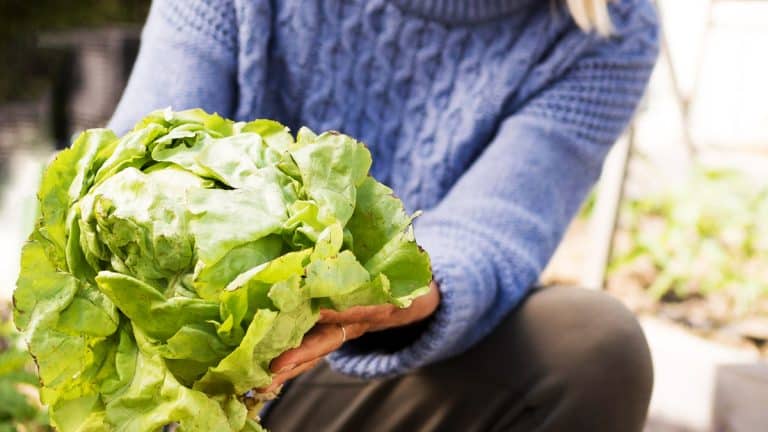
(325, 226, 496, 379)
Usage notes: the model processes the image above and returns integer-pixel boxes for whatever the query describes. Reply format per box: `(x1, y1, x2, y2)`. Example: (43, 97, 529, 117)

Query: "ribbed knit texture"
(110, 0, 659, 379)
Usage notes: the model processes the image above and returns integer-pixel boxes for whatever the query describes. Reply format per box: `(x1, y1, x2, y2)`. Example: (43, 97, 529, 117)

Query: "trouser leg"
(262, 286, 653, 432)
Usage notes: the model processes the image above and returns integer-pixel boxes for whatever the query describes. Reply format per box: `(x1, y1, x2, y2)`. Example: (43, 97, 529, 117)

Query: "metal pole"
(581, 125, 635, 290)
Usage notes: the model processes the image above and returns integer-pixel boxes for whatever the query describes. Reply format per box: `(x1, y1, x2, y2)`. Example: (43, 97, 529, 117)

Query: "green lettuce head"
(13, 108, 431, 431)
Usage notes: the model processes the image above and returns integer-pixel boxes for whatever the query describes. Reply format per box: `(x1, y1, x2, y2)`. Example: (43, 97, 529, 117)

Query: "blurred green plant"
(0, 0, 150, 40)
(0, 305, 49, 432)
(609, 167, 768, 314)
(0, 0, 150, 102)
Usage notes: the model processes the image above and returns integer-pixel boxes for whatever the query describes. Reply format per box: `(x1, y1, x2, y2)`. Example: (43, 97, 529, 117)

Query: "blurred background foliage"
(614, 168, 767, 301)
(0, 305, 49, 432)
(0, 0, 150, 102)
(608, 165, 768, 329)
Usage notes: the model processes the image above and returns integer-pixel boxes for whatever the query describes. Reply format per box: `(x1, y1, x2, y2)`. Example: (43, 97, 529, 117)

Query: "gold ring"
(338, 323, 347, 344)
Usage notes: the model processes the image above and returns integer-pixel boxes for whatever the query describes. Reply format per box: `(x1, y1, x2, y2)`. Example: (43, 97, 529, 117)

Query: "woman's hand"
(260, 281, 440, 393)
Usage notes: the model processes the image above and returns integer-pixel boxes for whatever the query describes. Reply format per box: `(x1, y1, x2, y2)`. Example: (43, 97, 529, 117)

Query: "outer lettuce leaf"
(103, 329, 235, 431)
(15, 233, 116, 415)
(267, 276, 304, 313)
(311, 223, 344, 261)
(131, 107, 215, 132)
(216, 250, 311, 346)
(93, 123, 166, 186)
(195, 134, 283, 189)
(196, 301, 317, 396)
(347, 177, 413, 262)
(192, 236, 283, 301)
(99, 325, 137, 400)
(67, 129, 120, 204)
(95, 272, 219, 341)
(188, 169, 294, 265)
(240, 119, 293, 153)
(150, 126, 211, 177)
(193, 309, 277, 395)
(37, 129, 118, 265)
(304, 251, 370, 298)
(49, 393, 104, 432)
(326, 273, 392, 310)
(346, 177, 432, 307)
(56, 281, 119, 337)
(14, 233, 77, 333)
(362, 227, 431, 305)
(160, 323, 230, 369)
(66, 206, 96, 280)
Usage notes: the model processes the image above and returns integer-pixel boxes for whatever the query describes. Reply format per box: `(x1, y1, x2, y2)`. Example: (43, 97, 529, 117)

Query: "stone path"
(641, 317, 765, 431)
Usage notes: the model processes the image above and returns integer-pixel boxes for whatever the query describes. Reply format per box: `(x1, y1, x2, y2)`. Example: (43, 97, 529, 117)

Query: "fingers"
(270, 322, 368, 373)
(260, 356, 324, 394)
(259, 321, 368, 395)
(405, 280, 441, 322)
(318, 304, 397, 325)
(319, 281, 441, 332)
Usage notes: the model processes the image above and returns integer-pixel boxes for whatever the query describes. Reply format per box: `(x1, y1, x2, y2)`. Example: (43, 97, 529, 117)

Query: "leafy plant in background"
(0, 0, 151, 102)
(13, 109, 431, 431)
(0, 306, 50, 432)
(610, 167, 768, 314)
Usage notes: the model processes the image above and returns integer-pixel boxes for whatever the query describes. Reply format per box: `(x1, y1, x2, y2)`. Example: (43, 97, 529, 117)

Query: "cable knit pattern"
(109, 0, 659, 379)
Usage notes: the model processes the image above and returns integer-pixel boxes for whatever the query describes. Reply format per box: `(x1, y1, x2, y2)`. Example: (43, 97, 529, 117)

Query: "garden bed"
(544, 166, 768, 357)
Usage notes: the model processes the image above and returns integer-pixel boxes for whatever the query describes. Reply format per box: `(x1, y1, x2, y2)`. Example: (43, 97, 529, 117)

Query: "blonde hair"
(565, 0, 614, 36)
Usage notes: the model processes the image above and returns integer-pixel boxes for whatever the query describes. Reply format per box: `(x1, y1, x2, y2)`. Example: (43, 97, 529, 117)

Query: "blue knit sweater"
(109, 0, 659, 379)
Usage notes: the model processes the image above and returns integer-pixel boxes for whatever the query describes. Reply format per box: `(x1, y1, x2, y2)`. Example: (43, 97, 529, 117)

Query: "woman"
(110, 0, 659, 430)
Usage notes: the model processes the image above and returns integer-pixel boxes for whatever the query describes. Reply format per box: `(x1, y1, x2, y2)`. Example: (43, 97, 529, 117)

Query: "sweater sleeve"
(108, 0, 238, 134)
(327, 1, 659, 378)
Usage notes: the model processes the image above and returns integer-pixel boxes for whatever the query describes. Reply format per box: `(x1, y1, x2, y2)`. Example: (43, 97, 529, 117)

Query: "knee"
(468, 287, 654, 399)
(542, 288, 654, 421)
(432, 287, 653, 430)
